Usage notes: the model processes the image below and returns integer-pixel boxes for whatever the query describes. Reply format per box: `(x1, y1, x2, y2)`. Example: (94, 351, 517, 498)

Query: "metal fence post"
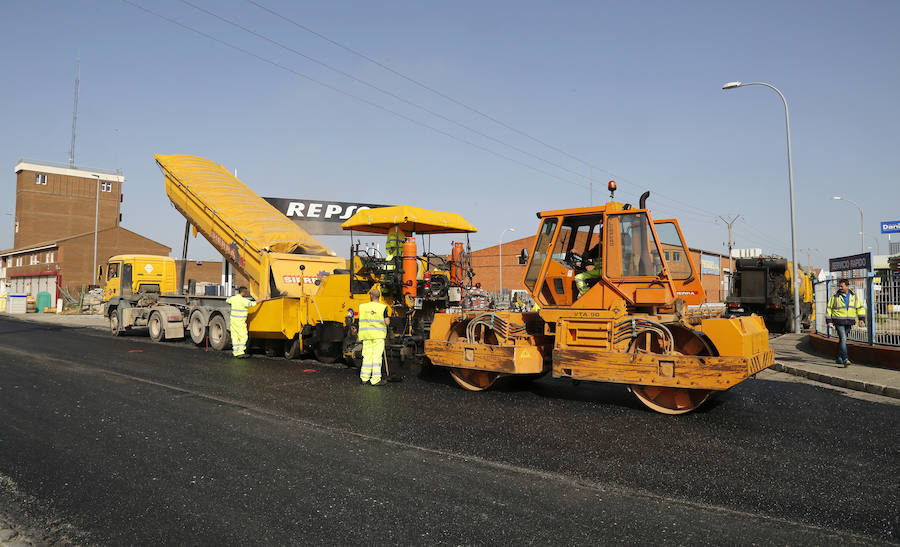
(867, 273, 876, 345)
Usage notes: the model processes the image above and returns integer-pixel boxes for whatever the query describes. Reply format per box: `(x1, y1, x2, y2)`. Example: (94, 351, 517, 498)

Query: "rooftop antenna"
(68, 59, 80, 168)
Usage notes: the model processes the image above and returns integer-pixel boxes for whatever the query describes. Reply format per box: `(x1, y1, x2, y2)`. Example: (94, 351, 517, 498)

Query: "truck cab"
(100, 255, 178, 302)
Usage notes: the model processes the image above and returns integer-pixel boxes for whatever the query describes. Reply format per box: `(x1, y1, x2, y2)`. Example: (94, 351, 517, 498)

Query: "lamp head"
(832, 196, 842, 200)
(722, 81, 742, 90)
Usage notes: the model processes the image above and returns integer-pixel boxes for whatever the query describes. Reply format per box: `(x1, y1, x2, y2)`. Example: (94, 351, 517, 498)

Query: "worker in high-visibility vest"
(574, 244, 602, 298)
(385, 227, 404, 271)
(825, 278, 866, 367)
(357, 288, 390, 385)
(226, 286, 255, 359)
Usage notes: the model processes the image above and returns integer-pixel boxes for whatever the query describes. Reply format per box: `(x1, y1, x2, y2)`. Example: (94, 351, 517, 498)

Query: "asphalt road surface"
(0, 316, 897, 545)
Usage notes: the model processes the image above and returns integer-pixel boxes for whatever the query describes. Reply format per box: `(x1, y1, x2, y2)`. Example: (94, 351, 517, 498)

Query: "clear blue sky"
(2, 0, 898, 268)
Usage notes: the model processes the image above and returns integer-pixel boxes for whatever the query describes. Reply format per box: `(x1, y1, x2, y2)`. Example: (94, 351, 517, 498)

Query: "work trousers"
(231, 318, 248, 357)
(835, 324, 850, 363)
(360, 338, 385, 383)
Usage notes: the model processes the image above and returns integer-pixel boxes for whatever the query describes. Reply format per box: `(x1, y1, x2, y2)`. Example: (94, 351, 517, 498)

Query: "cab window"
(107, 262, 120, 281)
(654, 221, 693, 280)
(605, 213, 663, 277)
(523, 218, 557, 291)
(550, 215, 602, 271)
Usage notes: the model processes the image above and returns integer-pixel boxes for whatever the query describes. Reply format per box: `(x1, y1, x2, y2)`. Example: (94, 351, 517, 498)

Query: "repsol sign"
(264, 198, 390, 235)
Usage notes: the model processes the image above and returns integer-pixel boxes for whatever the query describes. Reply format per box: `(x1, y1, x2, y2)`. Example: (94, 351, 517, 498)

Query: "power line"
(179, 0, 600, 186)
(121, 0, 588, 190)
(244, 0, 728, 219)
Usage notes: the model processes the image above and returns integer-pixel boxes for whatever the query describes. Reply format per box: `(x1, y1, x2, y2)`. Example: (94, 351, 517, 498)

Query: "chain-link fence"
(814, 273, 900, 347)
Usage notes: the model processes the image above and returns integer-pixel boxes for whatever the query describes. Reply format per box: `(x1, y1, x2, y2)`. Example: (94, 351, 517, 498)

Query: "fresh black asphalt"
(0, 316, 897, 545)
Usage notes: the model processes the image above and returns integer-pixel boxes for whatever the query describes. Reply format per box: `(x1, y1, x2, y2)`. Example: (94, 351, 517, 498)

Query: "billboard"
(880, 220, 900, 234)
(263, 198, 390, 235)
(700, 255, 720, 275)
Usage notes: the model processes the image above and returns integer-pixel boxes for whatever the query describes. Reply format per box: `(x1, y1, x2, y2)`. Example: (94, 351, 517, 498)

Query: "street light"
(722, 80, 800, 333)
(832, 196, 865, 253)
(92, 174, 101, 288)
(499, 227, 515, 306)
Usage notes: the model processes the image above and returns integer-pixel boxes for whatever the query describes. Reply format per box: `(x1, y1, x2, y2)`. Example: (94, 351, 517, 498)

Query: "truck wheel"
(208, 314, 230, 351)
(189, 310, 207, 345)
(148, 311, 164, 342)
(109, 309, 122, 337)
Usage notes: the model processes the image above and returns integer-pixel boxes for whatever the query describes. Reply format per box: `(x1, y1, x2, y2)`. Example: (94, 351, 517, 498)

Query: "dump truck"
(103, 155, 478, 363)
(725, 257, 814, 332)
(424, 184, 774, 414)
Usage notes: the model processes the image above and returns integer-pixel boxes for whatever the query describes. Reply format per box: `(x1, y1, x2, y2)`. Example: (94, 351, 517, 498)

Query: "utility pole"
(717, 214, 742, 275)
(800, 247, 820, 274)
(69, 60, 80, 168)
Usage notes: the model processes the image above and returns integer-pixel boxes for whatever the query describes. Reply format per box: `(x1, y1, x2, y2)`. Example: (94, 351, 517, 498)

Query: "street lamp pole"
(499, 227, 515, 306)
(92, 174, 101, 287)
(723, 81, 801, 334)
(832, 196, 865, 253)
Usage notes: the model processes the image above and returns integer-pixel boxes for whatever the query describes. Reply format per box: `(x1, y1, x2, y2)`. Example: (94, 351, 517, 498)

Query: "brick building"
(1, 160, 171, 305)
(469, 235, 730, 302)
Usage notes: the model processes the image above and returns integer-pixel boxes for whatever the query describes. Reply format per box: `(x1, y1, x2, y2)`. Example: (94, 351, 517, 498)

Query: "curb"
(772, 362, 900, 400)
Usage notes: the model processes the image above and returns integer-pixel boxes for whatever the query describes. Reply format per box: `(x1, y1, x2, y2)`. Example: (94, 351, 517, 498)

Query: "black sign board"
(829, 252, 871, 273)
(264, 198, 391, 235)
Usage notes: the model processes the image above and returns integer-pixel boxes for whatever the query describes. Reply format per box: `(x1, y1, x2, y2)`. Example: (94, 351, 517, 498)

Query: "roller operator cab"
(425, 185, 774, 414)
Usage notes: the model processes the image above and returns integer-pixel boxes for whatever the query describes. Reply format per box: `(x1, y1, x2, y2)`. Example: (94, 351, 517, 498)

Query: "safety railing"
(814, 272, 900, 347)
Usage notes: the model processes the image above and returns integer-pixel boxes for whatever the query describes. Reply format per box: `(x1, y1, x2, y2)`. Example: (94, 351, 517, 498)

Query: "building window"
(15, 256, 22, 266)
(34, 173, 47, 185)
(99, 181, 114, 192)
(673, 251, 681, 261)
(46, 251, 55, 263)
(30, 254, 39, 265)
(664, 251, 670, 261)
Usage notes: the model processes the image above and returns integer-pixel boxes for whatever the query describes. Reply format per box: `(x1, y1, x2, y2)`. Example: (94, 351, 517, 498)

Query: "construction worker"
(384, 227, 404, 271)
(574, 244, 602, 298)
(825, 278, 866, 367)
(358, 288, 390, 385)
(226, 286, 255, 359)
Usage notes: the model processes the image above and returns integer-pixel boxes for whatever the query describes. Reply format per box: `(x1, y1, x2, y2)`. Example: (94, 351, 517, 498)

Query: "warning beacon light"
(608, 180, 617, 199)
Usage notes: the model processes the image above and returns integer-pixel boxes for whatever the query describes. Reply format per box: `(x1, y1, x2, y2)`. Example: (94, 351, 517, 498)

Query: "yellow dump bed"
(155, 154, 344, 299)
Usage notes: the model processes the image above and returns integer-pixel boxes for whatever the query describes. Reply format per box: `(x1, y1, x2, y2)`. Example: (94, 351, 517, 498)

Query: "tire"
(109, 309, 122, 337)
(189, 310, 207, 345)
(208, 314, 230, 351)
(148, 311, 164, 342)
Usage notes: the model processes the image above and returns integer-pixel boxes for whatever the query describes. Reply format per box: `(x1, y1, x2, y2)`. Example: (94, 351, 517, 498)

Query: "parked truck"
(725, 257, 814, 332)
(423, 184, 774, 414)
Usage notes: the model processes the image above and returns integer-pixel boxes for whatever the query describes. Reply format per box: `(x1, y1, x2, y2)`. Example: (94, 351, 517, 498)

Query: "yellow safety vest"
(226, 294, 255, 321)
(358, 301, 388, 340)
(826, 291, 865, 321)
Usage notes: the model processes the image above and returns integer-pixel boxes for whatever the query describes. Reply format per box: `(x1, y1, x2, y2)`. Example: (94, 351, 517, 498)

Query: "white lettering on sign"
(676, 290, 698, 295)
(324, 204, 342, 218)
(881, 220, 900, 234)
(283, 275, 322, 284)
(144, 263, 154, 274)
(286, 202, 305, 217)
(307, 203, 323, 217)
